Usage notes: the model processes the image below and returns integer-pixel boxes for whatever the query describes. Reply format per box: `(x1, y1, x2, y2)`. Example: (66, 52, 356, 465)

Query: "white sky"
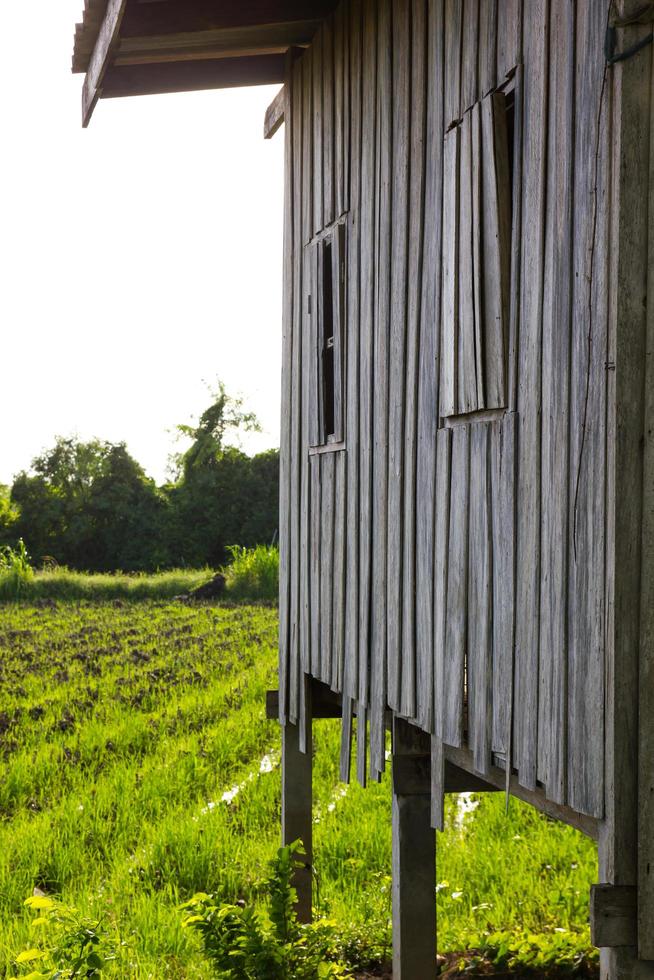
(0, 2, 284, 486)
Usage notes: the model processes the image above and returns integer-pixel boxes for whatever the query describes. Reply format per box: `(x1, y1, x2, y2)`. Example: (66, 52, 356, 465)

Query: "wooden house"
(74, 1, 654, 977)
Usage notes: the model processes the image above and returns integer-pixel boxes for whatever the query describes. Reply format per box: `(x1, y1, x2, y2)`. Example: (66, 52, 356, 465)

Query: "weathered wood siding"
(279, 0, 616, 821)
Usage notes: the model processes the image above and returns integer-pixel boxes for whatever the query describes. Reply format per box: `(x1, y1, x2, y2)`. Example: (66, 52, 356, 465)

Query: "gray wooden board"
(506, 65, 523, 414)
(496, 0, 520, 82)
(567, 0, 608, 820)
(461, 0, 479, 115)
(278, 82, 293, 725)
(322, 15, 335, 229)
(471, 100, 484, 409)
(332, 223, 346, 441)
(332, 451, 346, 691)
(357, 0, 377, 707)
(370, 0, 392, 777)
(481, 92, 510, 411)
(479, 0, 497, 97)
(334, 2, 345, 220)
(356, 701, 368, 788)
(537, 0, 574, 805)
(387, 0, 411, 714)
(415, 0, 443, 735)
(343, 0, 362, 705)
(320, 451, 335, 686)
(340, 695, 354, 783)
(457, 109, 478, 415)
(310, 454, 322, 677)
(443, 424, 469, 747)
(468, 422, 492, 775)
(430, 733, 445, 831)
(312, 23, 324, 236)
(302, 47, 313, 245)
(491, 413, 516, 757)
(444, 0, 462, 128)
(441, 125, 459, 417)
(289, 58, 304, 725)
(308, 242, 319, 449)
(300, 240, 312, 677)
(514, 0, 548, 792)
(401, 0, 427, 723)
(434, 427, 452, 740)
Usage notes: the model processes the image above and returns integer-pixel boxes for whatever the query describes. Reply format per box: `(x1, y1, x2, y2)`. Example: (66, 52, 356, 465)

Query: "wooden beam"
(264, 84, 286, 139)
(392, 718, 436, 980)
(114, 23, 315, 66)
(266, 682, 342, 720)
(444, 744, 599, 840)
(82, 0, 128, 127)
(119, 1, 338, 40)
(100, 54, 285, 99)
(282, 719, 313, 922)
(590, 885, 637, 948)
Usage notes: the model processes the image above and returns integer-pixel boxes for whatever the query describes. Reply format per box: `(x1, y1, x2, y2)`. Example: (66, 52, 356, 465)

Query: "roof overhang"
(73, 0, 336, 127)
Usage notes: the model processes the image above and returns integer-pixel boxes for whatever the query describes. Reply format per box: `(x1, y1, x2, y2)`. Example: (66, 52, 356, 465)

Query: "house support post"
(281, 714, 313, 923)
(391, 718, 436, 979)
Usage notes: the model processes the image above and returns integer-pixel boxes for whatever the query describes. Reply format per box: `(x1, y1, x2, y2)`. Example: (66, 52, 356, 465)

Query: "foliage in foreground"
(0, 599, 598, 977)
(181, 842, 347, 978)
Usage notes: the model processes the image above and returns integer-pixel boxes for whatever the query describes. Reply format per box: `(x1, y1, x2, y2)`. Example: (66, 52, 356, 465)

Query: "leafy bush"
(0, 540, 34, 598)
(222, 545, 279, 602)
(180, 842, 348, 979)
(11, 895, 124, 978)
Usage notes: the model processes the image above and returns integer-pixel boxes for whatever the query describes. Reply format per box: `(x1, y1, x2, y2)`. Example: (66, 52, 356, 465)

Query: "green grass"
(0, 599, 598, 977)
(222, 545, 279, 602)
(0, 567, 212, 602)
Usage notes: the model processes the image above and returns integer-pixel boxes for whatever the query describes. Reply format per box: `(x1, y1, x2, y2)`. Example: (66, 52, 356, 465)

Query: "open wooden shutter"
(440, 89, 512, 418)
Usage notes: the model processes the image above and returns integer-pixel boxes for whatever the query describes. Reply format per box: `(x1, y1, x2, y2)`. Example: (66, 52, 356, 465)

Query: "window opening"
(321, 239, 336, 439)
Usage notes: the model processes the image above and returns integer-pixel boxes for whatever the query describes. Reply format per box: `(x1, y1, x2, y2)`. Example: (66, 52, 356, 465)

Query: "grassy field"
(0, 599, 598, 977)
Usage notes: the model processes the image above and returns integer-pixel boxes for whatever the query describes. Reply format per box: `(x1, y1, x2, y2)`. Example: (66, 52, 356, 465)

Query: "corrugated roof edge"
(72, 0, 109, 74)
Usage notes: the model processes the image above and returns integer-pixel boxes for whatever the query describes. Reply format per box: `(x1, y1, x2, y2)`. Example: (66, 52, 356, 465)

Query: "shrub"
(0, 540, 34, 599)
(180, 842, 348, 979)
(222, 545, 279, 602)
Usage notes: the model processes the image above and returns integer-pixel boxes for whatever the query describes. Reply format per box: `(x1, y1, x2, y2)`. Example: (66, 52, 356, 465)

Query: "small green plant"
(11, 895, 124, 978)
(222, 545, 279, 602)
(180, 842, 348, 979)
(0, 540, 34, 598)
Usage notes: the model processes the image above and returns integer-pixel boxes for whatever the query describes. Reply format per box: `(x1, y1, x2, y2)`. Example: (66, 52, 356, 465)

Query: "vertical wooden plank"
(332, 451, 346, 691)
(481, 91, 511, 410)
(458, 109, 477, 414)
(387, 0, 411, 714)
(302, 47, 314, 246)
(491, 412, 516, 758)
(320, 452, 335, 686)
(343, 0, 362, 705)
(442, 424, 469, 747)
(434, 428, 452, 742)
(334, 2, 345, 219)
(342, 0, 351, 214)
(479, 0, 497, 97)
(461, 0, 479, 113)
(496, 0, 519, 82)
(357, 0, 378, 708)
(278, 61, 294, 726)
(468, 423, 492, 775)
(430, 733, 445, 831)
(506, 65, 523, 414)
(308, 243, 320, 449)
(514, 0, 548, 792)
(441, 125, 459, 417)
(340, 695, 354, 782)
(444, 0, 462, 127)
(471, 100, 484, 408)
(416, 0, 444, 734)
(313, 24, 324, 236)
(402, 0, 427, 722)
(370, 0, 392, 776)
(300, 245, 312, 679)
(289, 59, 304, 727)
(323, 14, 335, 228)
(356, 701, 368, 787)
(567, 0, 609, 819)
(310, 455, 322, 678)
(537, 0, 574, 804)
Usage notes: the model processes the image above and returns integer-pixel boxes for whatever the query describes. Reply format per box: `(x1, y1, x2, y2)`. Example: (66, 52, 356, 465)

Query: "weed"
(222, 546, 278, 602)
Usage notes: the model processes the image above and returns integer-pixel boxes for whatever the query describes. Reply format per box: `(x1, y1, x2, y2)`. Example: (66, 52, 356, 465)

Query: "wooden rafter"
(82, 0, 128, 126)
